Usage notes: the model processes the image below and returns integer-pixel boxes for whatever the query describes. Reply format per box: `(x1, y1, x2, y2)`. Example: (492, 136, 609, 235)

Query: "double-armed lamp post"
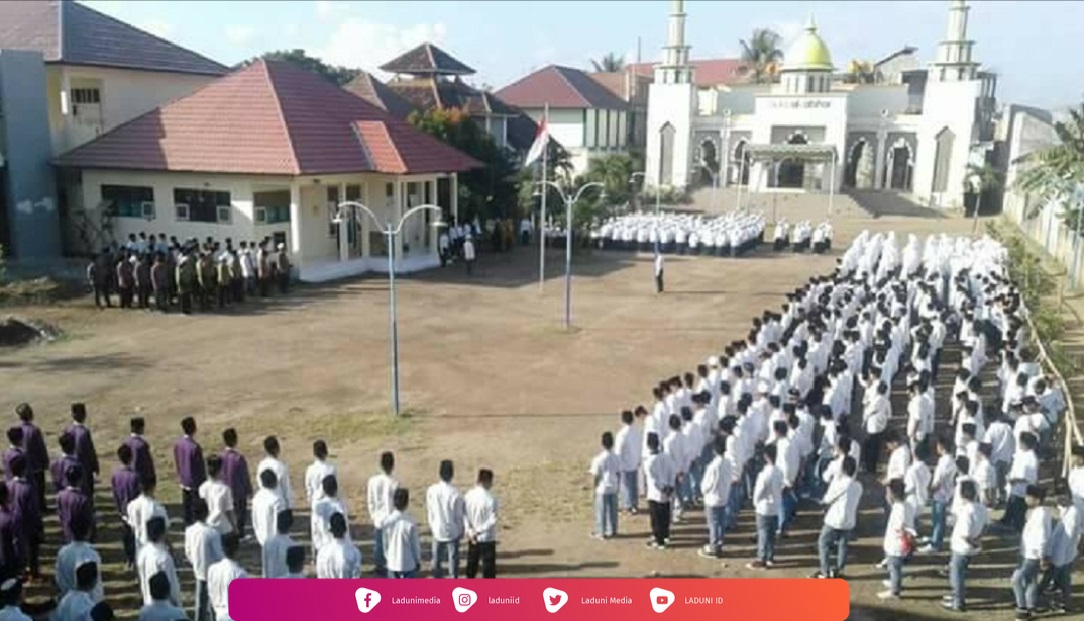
(334, 200, 445, 416)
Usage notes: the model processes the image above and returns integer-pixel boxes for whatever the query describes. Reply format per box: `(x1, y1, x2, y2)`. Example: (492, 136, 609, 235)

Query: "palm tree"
(844, 60, 878, 85)
(585, 154, 636, 204)
(965, 162, 1004, 233)
(590, 53, 626, 73)
(1016, 103, 1084, 230)
(739, 28, 784, 84)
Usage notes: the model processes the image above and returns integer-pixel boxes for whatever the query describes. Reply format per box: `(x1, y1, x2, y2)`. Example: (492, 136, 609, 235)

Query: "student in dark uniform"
(197, 252, 216, 312)
(115, 254, 135, 309)
(173, 417, 206, 526)
(220, 429, 252, 540)
(56, 464, 93, 544)
(124, 418, 156, 483)
(87, 251, 113, 309)
(66, 404, 99, 490)
(275, 244, 292, 294)
(49, 433, 80, 496)
(151, 253, 170, 313)
(135, 255, 152, 310)
(14, 405, 47, 515)
(0, 484, 21, 581)
(111, 445, 141, 569)
(176, 250, 198, 315)
(8, 454, 42, 582)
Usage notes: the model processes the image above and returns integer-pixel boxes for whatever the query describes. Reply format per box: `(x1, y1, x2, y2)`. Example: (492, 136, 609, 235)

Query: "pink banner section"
(230, 578, 850, 620)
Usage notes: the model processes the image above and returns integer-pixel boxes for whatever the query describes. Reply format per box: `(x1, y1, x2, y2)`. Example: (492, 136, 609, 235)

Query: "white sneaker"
(882, 580, 893, 589)
(918, 544, 938, 554)
(877, 591, 900, 601)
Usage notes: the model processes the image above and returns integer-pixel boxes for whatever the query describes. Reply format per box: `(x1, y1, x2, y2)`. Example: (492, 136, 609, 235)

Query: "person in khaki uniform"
(176, 250, 198, 315)
(229, 250, 244, 304)
(151, 253, 170, 313)
(134, 255, 152, 310)
(275, 243, 291, 294)
(115, 253, 135, 309)
(197, 252, 217, 312)
(216, 256, 232, 308)
(257, 241, 272, 297)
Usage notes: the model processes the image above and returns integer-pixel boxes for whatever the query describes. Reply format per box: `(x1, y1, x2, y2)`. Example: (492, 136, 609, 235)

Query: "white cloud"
(314, 0, 351, 20)
(224, 25, 257, 46)
(140, 19, 173, 39)
(316, 19, 448, 75)
(771, 21, 805, 45)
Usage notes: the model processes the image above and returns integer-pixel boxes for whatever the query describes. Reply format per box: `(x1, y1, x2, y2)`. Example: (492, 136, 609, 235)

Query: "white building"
(645, 0, 998, 210)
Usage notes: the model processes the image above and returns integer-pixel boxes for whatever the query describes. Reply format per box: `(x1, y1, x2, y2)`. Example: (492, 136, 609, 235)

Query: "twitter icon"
(543, 587, 568, 613)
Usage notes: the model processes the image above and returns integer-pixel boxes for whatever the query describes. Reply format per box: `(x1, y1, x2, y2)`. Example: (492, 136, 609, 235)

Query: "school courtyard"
(0, 190, 1075, 619)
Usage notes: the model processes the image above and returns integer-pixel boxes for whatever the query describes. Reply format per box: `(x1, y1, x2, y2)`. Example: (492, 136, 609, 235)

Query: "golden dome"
(783, 16, 833, 72)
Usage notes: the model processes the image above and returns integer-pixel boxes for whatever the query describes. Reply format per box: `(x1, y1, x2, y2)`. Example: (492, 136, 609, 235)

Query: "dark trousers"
(32, 472, 45, 513)
(217, 285, 230, 308)
(232, 279, 245, 303)
(277, 273, 290, 294)
(465, 259, 474, 275)
(179, 291, 193, 314)
(27, 532, 41, 578)
(260, 277, 271, 297)
(655, 270, 664, 293)
(521, 231, 530, 246)
(233, 497, 248, 538)
(648, 499, 671, 545)
(1001, 495, 1027, 531)
(137, 286, 151, 308)
(439, 250, 448, 267)
(118, 286, 134, 309)
(154, 289, 169, 312)
(121, 522, 136, 566)
(862, 431, 884, 474)
(182, 488, 197, 526)
(466, 541, 496, 578)
(93, 285, 112, 308)
(198, 286, 211, 311)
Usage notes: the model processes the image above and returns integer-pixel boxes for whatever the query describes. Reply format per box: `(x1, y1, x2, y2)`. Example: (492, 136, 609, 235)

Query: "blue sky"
(85, 0, 1082, 109)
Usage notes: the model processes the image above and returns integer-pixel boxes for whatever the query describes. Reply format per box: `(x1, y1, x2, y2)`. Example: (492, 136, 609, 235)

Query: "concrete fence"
(1003, 187, 1084, 290)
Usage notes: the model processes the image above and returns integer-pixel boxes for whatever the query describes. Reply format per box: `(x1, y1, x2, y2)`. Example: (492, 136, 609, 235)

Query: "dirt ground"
(0, 192, 1079, 620)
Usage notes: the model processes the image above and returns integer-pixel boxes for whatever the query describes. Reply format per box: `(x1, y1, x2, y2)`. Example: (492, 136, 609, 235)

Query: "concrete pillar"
(289, 181, 302, 271)
(360, 181, 372, 258)
(393, 179, 404, 262)
(429, 177, 439, 252)
(874, 132, 887, 190)
(451, 173, 459, 225)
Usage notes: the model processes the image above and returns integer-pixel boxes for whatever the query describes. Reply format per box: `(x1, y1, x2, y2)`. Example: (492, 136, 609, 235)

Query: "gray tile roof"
(0, 1, 226, 76)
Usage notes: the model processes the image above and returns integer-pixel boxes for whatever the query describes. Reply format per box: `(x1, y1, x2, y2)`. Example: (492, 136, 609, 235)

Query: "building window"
(71, 88, 100, 105)
(173, 188, 231, 223)
(101, 184, 154, 219)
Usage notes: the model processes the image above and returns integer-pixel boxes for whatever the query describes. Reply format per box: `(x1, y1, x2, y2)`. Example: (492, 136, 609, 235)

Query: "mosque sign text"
(770, 99, 834, 110)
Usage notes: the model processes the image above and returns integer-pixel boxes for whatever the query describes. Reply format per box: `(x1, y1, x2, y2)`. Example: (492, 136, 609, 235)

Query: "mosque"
(644, 0, 999, 210)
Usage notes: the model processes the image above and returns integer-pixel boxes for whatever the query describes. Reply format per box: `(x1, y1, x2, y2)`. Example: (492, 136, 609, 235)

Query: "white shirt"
(983, 421, 1015, 464)
(136, 602, 186, 621)
(262, 533, 295, 579)
(55, 541, 103, 602)
(932, 453, 958, 504)
(654, 253, 664, 276)
(56, 590, 95, 621)
(1009, 449, 1039, 497)
(1021, 506, 1052, 560)
(382, 510, 422, 573)
(136, 543, 181, 606)
(366, 472, 399, 530)
(208, 558, 247, 621)
(463, 240, 476, 261)
(251, 487, 285, 546)
(614, 424, 643, 473)
(257, 456, 294, 509)
(663, 431, 687, 473)
(823, 476, 863, 531)
(886, 445, 911, 481)
(589, 450, 621, 494)
(1069, 466, 1084, 508)
(699, 455, 733, 508)
(464, 485, 499, 542)
(426, 481, 466, 542)
(311, 496, 349, 553)
(904, 460, 931, 513)
(863, 393, 890, 434)
(1050, 504, 1082, 566)
(305, 459, 337, 506)
(198, 479, 235, 535)
(126, 495, 169, 550)
(184, 521, 223, 582)
(643, 452, 677, 502)
(774, 437, 800, 488)
(882, 501, 916, 557)
(950, 500, 987, 556)
(753, 463, 784, 516)
(315, 538, 362, 578)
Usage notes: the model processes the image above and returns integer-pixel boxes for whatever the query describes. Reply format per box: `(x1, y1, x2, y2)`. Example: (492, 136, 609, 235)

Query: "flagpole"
(539, 102, 549, 292)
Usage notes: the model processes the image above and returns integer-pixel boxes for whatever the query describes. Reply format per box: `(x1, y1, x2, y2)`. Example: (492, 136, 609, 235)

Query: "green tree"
(739, 29, 784, 84)
(408, 107, 519, 222)
(519, 141, 574, 219)
(590, 53, 626, 73)
(583, 153, 636, 205)
(1016, 103, 1084, 233)
(237, 49, 361, 85)
(964, 162, 1004, 233)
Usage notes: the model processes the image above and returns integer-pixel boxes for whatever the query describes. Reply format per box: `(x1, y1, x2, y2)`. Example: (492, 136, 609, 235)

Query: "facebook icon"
(355, 588, 382, 613)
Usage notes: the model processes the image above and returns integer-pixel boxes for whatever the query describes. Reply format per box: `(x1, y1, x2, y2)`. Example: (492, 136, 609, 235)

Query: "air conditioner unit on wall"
(175, 203, 189, 221)
(141, 201, 155, 220)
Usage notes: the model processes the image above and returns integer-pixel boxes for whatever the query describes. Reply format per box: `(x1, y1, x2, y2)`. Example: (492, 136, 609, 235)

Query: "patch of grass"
(305, 407, 420, 439)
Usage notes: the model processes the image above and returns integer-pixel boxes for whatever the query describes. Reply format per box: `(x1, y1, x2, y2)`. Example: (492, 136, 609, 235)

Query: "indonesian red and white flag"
(524, 117, 549, 167)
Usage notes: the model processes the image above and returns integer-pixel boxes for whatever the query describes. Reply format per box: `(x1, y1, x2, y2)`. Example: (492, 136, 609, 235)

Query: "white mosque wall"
(846, 85, 910, 117)
(912, 79, 983, 208)
(646, 82, 696, 188)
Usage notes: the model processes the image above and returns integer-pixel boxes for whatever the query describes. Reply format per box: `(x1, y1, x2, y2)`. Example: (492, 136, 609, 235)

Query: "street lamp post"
(533, 180, 605, 330)
(335, 200, 445, 416)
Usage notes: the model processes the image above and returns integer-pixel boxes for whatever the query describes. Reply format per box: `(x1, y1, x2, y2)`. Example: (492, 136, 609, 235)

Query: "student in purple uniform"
(124, 418, 156, 483)
(65, 403, 100, 491)
(220, 429, 252, 540)
(111, 445, 142, 569)
(49, 434, 81, 495)
(2, 428, 24, 484)
(57, 464, 93, 544)
(13, 405, 47, 514)
(7, 454, 41, 582)
(0, 484, 23, 580)
(173, 417, 206, 526)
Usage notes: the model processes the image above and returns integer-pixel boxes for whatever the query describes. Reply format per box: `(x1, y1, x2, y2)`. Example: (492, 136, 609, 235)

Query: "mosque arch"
(776, 133, 808, 189)
(886, 137, 914, 191)
(932, 127, 955, 193)
(731, 139, 750, 186)
(697, 138, 719, 186)
(844, 138, 869, 188)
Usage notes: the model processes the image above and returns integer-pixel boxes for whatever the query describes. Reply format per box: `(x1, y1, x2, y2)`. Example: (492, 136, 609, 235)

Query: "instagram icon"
(453, 587, 478, 613)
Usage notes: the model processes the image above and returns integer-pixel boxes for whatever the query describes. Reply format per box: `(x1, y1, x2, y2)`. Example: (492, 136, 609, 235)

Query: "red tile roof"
(630, 58, 749, 87)
(380, 42, 475, 77)
(497, 65, 628, 110)
(0, 0, 226, 76)
(54, 60, 481, 176)
(343, 72, 418, 120)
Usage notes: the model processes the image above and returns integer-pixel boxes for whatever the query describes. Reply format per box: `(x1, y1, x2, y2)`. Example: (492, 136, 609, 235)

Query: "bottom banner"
(230, 578, 849, 620)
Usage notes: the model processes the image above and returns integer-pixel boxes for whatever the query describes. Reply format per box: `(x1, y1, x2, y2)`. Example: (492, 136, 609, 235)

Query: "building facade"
(645, 0, 998, 210)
